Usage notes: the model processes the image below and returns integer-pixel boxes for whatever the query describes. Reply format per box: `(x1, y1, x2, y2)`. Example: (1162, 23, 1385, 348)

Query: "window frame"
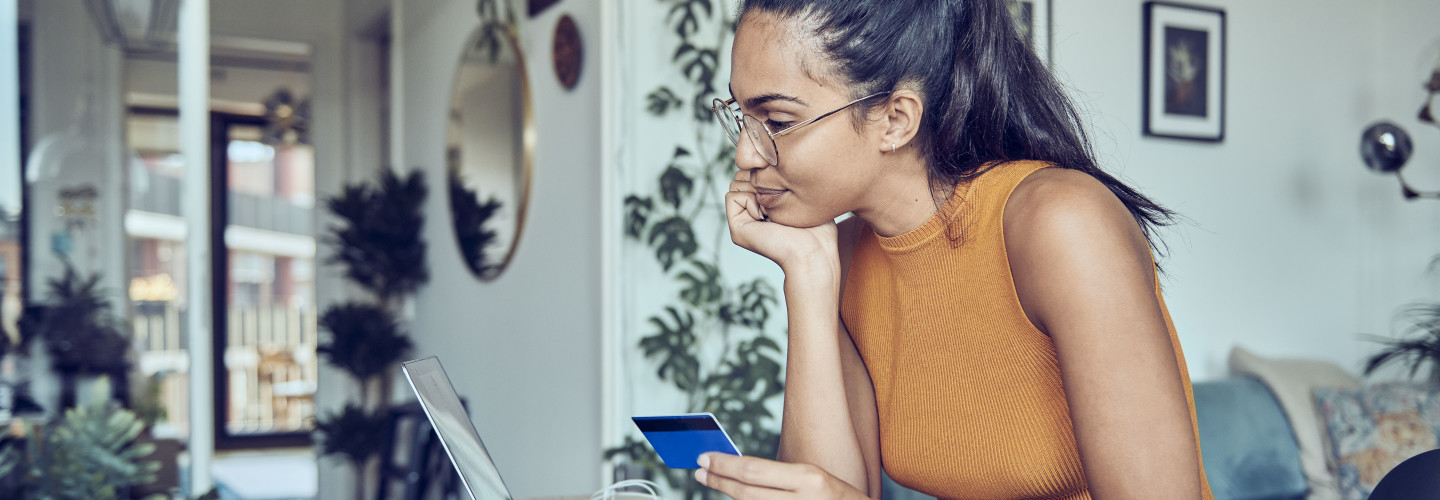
(126, 107, 314, 450)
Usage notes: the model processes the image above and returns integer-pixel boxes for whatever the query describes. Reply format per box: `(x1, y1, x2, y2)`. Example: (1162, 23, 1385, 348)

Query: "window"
(126, 109, 318, 448)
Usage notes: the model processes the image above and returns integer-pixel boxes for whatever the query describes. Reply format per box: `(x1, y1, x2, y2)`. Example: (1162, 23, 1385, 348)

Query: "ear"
(877, 89, 923, 153)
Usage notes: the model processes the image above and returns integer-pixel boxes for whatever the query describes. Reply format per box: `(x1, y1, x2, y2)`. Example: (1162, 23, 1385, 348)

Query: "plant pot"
(60, 370, 129, 409)
(132, 433, 182, 498)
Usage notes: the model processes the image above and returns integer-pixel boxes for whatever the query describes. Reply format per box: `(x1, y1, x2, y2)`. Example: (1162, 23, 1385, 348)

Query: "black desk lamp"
(1361, 62, 1440, 200)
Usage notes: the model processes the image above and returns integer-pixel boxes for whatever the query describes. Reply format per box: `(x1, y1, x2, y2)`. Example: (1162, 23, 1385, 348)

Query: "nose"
(733, 128, 769, 172)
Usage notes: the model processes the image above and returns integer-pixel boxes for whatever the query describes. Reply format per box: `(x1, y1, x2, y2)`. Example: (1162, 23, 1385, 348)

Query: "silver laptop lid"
(401, 356, 514, 500)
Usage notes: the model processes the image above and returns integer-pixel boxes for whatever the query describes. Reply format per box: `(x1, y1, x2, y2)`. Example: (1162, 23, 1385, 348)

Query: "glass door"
(215, 114, 317, 447)
(126, 110, 318, 448)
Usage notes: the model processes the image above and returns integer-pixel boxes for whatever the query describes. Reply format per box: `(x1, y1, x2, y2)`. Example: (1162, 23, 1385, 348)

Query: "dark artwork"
(1163, 26, 1208, 117)
(553, 14, 583, 90)
(1010, 1, 1035, 43)
(528, 0, 561, 17)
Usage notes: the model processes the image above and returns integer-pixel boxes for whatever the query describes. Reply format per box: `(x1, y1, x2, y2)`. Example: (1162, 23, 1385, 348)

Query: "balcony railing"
(133, 304, 318, 437)
(131, 170, 312, 236)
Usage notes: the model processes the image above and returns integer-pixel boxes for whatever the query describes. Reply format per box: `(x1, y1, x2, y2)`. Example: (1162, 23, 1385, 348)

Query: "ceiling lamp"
(84, 0, 180, 52)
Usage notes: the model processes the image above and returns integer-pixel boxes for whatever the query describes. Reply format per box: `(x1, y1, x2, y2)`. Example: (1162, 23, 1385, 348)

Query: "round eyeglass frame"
(710, 91, 893, 166)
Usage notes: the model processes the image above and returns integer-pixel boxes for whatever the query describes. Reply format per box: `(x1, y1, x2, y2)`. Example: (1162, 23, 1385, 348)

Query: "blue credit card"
(632, 413, 743, 469)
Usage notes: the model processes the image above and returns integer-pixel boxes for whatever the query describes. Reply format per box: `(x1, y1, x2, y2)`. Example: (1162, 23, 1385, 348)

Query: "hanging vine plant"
(606, 1, 787, 498)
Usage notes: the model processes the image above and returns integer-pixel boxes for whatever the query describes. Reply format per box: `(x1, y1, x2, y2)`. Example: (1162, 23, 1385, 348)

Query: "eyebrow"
(730, 83, 808, 110)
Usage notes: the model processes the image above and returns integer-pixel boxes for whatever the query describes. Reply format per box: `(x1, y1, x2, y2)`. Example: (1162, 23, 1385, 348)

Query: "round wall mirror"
(446, 23, 533, 280)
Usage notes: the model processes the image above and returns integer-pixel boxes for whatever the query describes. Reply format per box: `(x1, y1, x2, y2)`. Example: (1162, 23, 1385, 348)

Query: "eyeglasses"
(711, 91, 892, 166)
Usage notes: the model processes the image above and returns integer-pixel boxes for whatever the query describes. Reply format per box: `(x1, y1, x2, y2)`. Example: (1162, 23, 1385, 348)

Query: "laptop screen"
(402, 357, 514, 500)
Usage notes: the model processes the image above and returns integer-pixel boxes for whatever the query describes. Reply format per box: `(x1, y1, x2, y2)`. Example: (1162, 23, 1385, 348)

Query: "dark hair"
(739, 0, 1175, 253)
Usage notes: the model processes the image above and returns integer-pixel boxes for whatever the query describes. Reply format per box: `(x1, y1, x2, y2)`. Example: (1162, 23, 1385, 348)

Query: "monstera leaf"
(678, 260, 723, 308)
(647, 217, 698, 271)
(719, 279, 778, 330)
(641, 307, 700, 391)
(660, 165, 694, 209)
(647, 87, 684, 117)
(624, 195, 654, 239)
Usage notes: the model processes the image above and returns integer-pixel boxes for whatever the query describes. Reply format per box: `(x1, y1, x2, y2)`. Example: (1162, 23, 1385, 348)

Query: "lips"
(754, 187, 787, 207)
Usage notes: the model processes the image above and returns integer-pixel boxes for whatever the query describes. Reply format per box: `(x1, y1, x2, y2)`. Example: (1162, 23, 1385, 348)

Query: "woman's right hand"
(725, 170, 839, 279)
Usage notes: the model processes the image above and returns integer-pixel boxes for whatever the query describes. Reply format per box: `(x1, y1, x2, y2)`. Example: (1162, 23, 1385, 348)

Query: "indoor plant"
(0, 386, 162, 499)
(16, 259, 131, 407)
(1364, 303, 1440, 384)
(607, 1, 787, 498)
(314, 168, 427, 500)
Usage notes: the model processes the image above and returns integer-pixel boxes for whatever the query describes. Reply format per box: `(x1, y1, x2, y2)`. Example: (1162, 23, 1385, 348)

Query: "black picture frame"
(528, 0, 561, 18)
(1010, 0, 1053, 66)
(1143, 1, 1225, 142)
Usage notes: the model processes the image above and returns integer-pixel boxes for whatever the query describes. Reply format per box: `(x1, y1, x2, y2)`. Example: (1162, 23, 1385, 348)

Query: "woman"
(696, 0, 1214, 499)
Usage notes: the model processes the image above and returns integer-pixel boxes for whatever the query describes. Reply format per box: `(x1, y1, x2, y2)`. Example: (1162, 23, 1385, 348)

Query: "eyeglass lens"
(712, 100, 742, 146)
(711, 99, 780, 166)
(741, 115, 778, 165)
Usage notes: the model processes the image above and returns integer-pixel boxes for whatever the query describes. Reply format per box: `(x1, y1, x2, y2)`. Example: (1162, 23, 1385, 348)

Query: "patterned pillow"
(1313, 383, 1440, 500)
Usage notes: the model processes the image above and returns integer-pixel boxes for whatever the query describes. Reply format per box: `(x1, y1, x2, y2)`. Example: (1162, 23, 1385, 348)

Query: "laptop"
(401, 356, 514, 500)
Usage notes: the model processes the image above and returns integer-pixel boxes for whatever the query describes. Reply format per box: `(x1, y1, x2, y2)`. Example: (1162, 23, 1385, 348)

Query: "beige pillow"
(1229, 346, 1360, 500)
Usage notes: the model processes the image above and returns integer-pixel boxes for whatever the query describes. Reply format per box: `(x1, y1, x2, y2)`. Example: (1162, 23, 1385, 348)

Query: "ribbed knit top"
(839, 161, 1212, 500)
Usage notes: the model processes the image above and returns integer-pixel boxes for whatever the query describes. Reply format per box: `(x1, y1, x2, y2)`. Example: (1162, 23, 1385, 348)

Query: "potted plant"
(0, 385, 162, 499)
(16, 259, 131, 408)
(1364, 303, 1440, 384)
(314, 168, 427, 500)
(130, 373, 181, 498)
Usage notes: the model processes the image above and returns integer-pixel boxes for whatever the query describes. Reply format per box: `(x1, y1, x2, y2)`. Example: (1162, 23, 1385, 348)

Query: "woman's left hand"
(694, 452, 869, 499)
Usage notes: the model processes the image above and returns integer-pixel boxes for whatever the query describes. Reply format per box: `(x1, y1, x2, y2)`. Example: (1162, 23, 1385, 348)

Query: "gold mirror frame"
(446, 22, 535, 281)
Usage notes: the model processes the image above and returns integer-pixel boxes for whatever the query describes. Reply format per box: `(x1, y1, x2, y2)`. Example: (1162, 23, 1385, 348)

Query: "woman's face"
(728, 13, 889, 228)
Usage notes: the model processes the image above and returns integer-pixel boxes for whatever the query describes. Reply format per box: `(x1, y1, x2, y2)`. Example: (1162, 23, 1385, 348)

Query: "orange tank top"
(840, 161, 1212, 500)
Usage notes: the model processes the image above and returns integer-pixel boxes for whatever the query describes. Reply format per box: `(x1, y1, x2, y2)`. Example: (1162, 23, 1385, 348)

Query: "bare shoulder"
(1003, 168, 1157, 331)
(1003, 167, 1150, 259)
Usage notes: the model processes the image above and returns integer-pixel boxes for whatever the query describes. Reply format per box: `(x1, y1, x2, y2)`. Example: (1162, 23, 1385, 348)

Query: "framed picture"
(1143, 2, 1225, 141)
(1009, 0, 1053, 66)
(528, 0, 561, 17)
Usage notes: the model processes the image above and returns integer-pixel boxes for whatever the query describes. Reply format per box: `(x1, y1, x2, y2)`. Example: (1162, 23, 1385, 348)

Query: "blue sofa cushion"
(1194, 377, 1309, 500)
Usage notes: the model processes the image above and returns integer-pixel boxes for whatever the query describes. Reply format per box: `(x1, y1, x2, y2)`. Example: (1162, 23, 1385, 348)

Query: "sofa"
(879, 376, 1308, 500)
(879, 347, 1405, 500)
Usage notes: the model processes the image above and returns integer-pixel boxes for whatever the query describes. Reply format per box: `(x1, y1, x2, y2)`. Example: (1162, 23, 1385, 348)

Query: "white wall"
(1052, 0, 1440, 379)
(398, 0, 604, 497)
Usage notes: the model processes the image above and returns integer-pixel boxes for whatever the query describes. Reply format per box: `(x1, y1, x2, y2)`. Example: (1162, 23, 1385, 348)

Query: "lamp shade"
(1360, 121, 1413, 174)
(84, 0, 179, 52)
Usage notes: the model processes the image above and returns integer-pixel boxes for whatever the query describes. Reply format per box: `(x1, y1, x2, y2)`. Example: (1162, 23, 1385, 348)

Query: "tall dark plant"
(325, 169, 430, 304)
(318, 303, 414, 382)
(315, 168, 428, 499)
(1364, 303, 1440, 382)
(606, 1, 787, 498)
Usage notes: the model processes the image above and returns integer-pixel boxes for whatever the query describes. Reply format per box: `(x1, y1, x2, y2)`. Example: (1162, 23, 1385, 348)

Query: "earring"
(890, 143, 897, 153)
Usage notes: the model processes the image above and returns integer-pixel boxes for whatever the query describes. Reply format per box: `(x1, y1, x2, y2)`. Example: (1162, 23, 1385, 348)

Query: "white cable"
(590, 479, 664, 500)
